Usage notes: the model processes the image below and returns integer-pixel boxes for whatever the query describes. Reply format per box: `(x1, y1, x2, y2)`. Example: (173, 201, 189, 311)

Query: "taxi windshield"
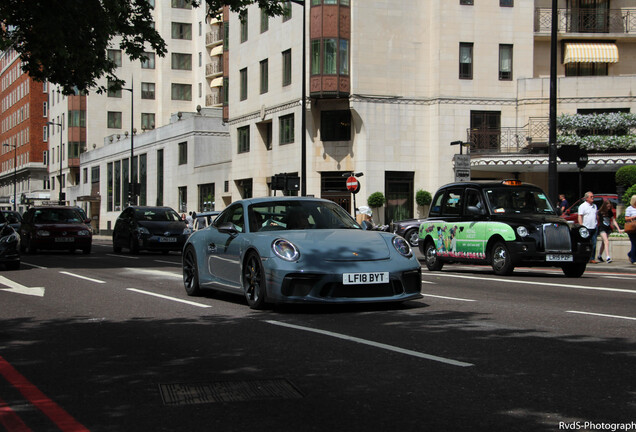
(485, 187, 556, 215)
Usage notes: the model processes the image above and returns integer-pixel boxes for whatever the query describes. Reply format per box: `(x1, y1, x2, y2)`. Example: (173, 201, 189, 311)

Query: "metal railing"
(206, 29, 222, 45)
(535, 8, 636, 34)
(206, 60, 223, 77)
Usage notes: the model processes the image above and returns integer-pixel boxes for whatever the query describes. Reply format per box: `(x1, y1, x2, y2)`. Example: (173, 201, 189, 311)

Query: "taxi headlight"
(137, 226, 150, 235)
(77, 230, 91, 236)
(516, 226, 529, 237)
(36, 230, 50, 237)
(392, 236, 412, 257)
(579, 226, 590, 239)
(272, 239, 300, 262)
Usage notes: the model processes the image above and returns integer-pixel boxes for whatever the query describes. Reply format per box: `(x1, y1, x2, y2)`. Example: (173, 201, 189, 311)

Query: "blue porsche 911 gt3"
(182, 197, 422, 309)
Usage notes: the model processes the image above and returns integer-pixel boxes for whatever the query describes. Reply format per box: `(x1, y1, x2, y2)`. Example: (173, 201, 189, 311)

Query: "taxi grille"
(543, 223, 571, 253)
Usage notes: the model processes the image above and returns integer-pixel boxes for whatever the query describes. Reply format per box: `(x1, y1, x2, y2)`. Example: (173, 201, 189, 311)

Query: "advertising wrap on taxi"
(421, 221, 515, 260)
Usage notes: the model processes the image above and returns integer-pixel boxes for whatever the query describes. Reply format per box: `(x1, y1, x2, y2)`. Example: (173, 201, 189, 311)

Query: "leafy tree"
(0, 0, 284, 94)
(615, 165, 636, 188)
(415, 189, 432, 207)
(367, 192, 385, 209)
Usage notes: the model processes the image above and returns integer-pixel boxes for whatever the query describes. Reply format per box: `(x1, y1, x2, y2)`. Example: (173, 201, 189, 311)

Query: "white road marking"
(421, 280, 435, 284)
(566, 310, 636, 322)
(107, 254, 140, 259)
(59, 271, 106, 284)
(421, 294, 476, 302)
(0, 275, 45, 297)
(425, 273, 636, 295)
(125, 268, 182, 279)
(126, 288, 211, 308)
(20, 261, 47, 269)
(154, 259, 180, 265)
(265, 320, 474, 368)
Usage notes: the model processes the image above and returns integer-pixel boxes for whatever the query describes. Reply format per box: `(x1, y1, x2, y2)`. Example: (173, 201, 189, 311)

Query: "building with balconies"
(224, 0, 636, 222)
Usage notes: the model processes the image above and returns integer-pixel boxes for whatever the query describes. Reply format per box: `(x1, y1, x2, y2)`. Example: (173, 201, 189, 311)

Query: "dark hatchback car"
(112, 206, 190, 254)
(391, 218, 427, 247)
(0, 221, 20, 269)
(19, 206, 92, 254)
(419, 180, 593, 277)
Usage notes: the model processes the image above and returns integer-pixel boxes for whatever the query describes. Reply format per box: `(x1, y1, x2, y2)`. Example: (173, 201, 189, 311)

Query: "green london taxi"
(418, 180, 593, 277)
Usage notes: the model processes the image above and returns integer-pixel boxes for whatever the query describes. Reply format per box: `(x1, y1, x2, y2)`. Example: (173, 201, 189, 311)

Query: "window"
(238, 126, 250, 153)
(178, 141, 187, 165)
(311, 40, 321, 75)
(459, 42, 473, 79)
(261, 8, 269, 33)
(323, 39, 337, 74)
(141, 82, 155, 99)
(282, 1, 292, 22)
(43, 102, 47, 117)
(68, 110, 86, 127)
(172, 0, 191, 9)
(171, 84, 192, 101)
(171, 53, 192, 70)
(460, 0, 473, 4)
(499, 44, 513, 80)
(141, 52, 155, 69)
(199, 183, 214, 211)
(178, 187, 187, 213)
(107, 79, 121, 97)
(321, 110, 351, 141)
(279, 114, 294, 145)
(141, 113, 155, 130)
(157, 149, 164, 206)
(240, 12, 248, 43)
(500, 0, 513, 6)
(171, 22, 192, 40)
(238, 68, 248, 100)
(339, 39, 349, 75)
(108, 49, 122, 67)
(107, 162, 113, 211)
(282, 49, 292, 86)
(565, 63, 608, 77)
(260, 59, 268, 94)
(43, 126, 48, 142)
(107, 111, 122, 129)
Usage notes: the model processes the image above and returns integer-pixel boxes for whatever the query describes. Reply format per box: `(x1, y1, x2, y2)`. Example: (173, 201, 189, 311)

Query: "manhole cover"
(159, 379, 303, 406)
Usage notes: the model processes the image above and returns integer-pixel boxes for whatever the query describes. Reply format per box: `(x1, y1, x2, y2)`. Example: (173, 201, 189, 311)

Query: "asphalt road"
(0, 240, 635, 432)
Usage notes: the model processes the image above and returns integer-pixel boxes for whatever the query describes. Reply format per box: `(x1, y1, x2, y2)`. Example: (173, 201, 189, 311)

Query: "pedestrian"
(596, 199, 623, 263)
(625, 194, 636, 265)
(186, 211, 194, 230)
(558, 193, 569, 215)
(578, 191, 598, 263)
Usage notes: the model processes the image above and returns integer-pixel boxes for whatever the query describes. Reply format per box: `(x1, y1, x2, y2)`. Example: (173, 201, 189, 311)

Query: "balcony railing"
(206, 29, 222, 46)
(535, 8, 636, 34)
(206, 92, 221, 107)
(206, 60, 223, 77)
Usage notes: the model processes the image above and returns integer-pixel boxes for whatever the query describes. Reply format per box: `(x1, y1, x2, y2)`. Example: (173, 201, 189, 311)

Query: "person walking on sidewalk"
(578, 191, 599, 263)
(596, 199, 623, 263)
(626, 194, 636, 265)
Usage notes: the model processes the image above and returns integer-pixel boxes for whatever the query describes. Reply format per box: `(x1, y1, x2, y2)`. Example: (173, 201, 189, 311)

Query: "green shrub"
(623, 184, 636, 206)
(367, 192, 385, 208)
(415, 190, 432, 207)
(615, 165, 636, 187)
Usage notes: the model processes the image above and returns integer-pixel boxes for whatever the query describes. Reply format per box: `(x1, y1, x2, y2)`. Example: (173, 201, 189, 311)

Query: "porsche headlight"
(579, 226, 590, 239)
(516, 226, 529, 237)
(272, 238, 300, 262)
(392, 236, 412, 257)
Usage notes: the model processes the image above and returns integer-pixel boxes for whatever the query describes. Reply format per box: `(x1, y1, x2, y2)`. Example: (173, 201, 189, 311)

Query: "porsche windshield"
(248, 201, 360, 232)
(485, 187, 556, 215)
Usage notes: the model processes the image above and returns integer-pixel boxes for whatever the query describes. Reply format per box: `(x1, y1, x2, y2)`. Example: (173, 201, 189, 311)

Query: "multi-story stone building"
(225, 0, 636, 223)
(0, 47, 49, 213)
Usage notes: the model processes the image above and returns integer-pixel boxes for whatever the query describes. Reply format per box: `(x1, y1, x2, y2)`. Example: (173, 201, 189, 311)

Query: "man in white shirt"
(578, 191, 598, 263)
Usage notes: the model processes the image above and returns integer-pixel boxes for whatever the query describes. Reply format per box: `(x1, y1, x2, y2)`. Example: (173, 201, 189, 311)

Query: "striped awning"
(564, 43, 619, 64)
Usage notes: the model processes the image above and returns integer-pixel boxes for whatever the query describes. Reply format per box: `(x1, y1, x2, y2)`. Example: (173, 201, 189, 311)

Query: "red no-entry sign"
(346, 176, 360, 194)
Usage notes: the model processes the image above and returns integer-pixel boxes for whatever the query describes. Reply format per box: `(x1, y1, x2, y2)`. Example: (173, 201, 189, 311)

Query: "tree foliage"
(0, 0, 284, 94)
(367, 192, 386, 209)
(615, 165, 636, 188)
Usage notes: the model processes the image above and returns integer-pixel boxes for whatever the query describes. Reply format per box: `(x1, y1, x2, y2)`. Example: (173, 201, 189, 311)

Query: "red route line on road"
(0, 355, 88, 432)
(0, 395, 32, 432)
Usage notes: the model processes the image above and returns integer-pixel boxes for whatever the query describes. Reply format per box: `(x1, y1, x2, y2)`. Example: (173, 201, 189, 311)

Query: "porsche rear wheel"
(183, 245, 201, 296)
(242, 252, 267, 310)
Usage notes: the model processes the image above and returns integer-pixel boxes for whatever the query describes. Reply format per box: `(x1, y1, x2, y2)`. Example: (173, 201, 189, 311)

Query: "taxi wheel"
(242, 252, 267, 310)
(423, 240, 443, 271)
(404, 229, 419, 247)
(562, 263, 586, 278)
(491, 241, 514, 275)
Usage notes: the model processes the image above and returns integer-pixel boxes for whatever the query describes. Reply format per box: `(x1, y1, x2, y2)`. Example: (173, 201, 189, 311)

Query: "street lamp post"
(290, 0, 307, 196)
(2, 143, 16, 211)
(47, 121, 64, 204)
(123, 78, 136, 206)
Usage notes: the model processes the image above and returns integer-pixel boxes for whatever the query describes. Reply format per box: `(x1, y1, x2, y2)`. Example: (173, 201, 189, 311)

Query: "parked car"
(391, 218, 427, 247)
(19, 206, 92, 254)
(182, 197, 422, 309)
(193, 211, 221, 231)
(0, 210, 22, 231)
(561, 193, 618, 223)
(112, 206, 190, 254)
(0, 222, 20, 270)
(419, 180, 593, 277)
